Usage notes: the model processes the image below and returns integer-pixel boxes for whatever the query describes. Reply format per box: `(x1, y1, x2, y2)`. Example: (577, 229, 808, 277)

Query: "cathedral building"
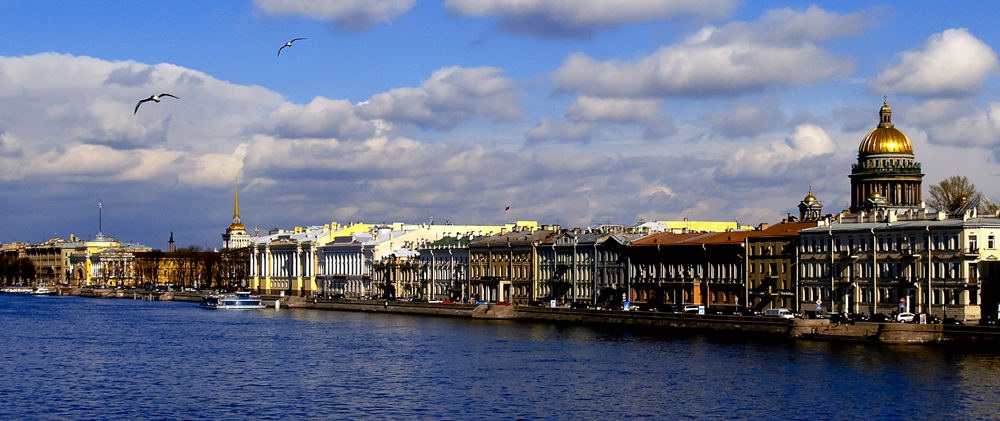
(222, 181, 251, 250)
(796, 99, 1000, 322)
(849, 99, 924, 213)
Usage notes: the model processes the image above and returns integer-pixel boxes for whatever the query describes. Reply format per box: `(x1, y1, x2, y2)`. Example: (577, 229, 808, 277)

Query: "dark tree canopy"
(927, 175, 999, 213)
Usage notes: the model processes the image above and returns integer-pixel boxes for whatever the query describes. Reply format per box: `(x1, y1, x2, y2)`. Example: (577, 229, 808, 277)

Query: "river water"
(1, 294, 999, 420)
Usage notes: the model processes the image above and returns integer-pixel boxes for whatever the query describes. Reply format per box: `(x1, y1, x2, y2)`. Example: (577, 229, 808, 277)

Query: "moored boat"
(30, 287, 57, 295)
(199, 291, 265, 310)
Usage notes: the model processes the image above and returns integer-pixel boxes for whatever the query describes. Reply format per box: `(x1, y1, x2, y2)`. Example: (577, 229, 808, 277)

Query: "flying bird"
(134, 93, 178, 115)
(277, 38, 306, 57)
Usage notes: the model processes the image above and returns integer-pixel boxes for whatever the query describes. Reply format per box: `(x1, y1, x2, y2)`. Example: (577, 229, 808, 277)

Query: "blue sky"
(3, 0, 1000, 250)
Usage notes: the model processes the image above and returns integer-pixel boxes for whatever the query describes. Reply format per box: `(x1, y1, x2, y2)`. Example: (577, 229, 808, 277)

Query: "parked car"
(683, 304, 703, 314)
(869, 313, 892, 323)
(896, 312, 915, 323)
(849, 313, 870, 323)
(943, 318, 964, 325)
(763, 308, 795, 318)
(979, 318, 999, 326)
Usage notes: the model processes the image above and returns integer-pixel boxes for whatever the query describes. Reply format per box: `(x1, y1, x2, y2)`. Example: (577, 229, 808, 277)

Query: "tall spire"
(233, 177, 241, 225)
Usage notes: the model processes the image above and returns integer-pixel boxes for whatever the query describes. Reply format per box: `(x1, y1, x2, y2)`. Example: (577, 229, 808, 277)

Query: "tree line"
(131, 246, 251, 290)
(0, 255, 37, 286)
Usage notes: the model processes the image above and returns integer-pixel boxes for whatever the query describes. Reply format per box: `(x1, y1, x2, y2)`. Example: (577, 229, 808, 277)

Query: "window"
(969, 234, 978, 251)
(989, 234, 996, 250)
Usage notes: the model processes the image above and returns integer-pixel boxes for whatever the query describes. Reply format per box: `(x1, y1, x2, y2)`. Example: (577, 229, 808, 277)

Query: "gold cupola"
(858, 98, 912, 154)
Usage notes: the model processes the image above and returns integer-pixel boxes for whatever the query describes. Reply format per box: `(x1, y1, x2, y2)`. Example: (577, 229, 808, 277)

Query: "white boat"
(199, 291, 265, 310)
(30, 287, 57, 295)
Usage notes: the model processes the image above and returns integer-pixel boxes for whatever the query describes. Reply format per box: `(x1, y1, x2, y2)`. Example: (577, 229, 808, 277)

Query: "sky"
(3, 0, 1000, 251)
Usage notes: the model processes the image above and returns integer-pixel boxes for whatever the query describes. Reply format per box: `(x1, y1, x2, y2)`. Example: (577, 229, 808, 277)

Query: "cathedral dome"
(859, 126, 912, 154)
(859, 99, 912, 154)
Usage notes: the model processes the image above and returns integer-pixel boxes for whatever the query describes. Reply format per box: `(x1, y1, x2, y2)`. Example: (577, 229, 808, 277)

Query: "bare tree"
(927, 175, 1000, 213)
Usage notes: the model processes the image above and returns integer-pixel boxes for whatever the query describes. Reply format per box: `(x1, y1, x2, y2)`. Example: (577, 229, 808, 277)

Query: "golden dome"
(859, 98, 912, 154)
(228, 223, 246, 231)
(859, 127, 912, 154)
(803, 187, 817, 202)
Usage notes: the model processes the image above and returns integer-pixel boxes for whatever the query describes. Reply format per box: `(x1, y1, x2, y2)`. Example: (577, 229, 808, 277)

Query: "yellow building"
(68, 233, 122, 287)
(633, 220, 753, 234)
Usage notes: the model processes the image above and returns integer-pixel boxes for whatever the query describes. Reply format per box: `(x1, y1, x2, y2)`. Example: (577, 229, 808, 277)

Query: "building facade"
(799, 210, 999, 321)
(418, 236, 479, 302)
(468, 227, 556, 304)
(746, 222, 817, 312)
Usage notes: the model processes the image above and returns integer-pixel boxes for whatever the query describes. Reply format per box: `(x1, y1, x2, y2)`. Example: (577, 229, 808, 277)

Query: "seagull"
(134, 93, 179, 115)
(277, 38, 306, 57)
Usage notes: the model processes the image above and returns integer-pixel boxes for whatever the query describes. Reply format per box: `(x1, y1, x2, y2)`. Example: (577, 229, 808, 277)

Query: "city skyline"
(3, 1, 1000, 249)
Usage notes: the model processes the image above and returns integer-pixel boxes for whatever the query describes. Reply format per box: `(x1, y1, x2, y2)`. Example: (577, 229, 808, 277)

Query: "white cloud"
(356, 66, 523, 130)
(831, 107, 874, 132)
(643, 116, 677, 140)
(642, 185, 676, 198)
(262, 97, 377, 140)
(550, 6, 873, 98)
(719, 124, 839, 178)
(525, 118, 595, 143)
(254, 0, 415, 32)
(920, 102, 1000, 147)
(566, 95, 659, 122)
(866, 28, 999, 98)
(701, 100, 785, 139)
(0, 54, 283, 161)
(445, 0, 737, 39)
(177, 145, 248, 187)
(25, 144, 138, 178)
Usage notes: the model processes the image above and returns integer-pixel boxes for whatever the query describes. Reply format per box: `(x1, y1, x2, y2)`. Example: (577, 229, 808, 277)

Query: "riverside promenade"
(62, 287, 1000, 346)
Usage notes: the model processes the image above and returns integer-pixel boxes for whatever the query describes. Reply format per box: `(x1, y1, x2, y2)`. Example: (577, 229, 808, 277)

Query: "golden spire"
(233, 176, 240, 221)
(228, 177, 245, 231)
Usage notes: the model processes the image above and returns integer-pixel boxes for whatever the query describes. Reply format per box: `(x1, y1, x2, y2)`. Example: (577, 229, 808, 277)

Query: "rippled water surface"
(3, 294, 1000, 420)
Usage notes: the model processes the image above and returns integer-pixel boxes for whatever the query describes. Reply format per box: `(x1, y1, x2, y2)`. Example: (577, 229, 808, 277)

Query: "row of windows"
(800, 262, 965, 279)
(802, 233, 997, 253)
(470, 253, 531, 263)
(803, 287, 975, 306)
(630, 263, 742, 279)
